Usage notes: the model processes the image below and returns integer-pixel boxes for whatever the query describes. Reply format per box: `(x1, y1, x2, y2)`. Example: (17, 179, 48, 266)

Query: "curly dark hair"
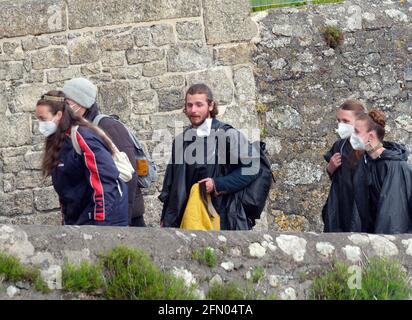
(357, 109, 386, 142)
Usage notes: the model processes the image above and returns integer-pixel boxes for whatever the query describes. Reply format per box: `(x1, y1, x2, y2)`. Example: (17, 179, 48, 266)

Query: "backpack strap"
(71, 125, 82, 155)
(93, 113, 145, 152)
(92, 114, 110, 126)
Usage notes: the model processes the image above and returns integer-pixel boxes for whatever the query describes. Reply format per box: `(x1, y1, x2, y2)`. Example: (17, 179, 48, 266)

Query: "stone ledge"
(0, 0, 67, 39)
(0, 224, 411, 299)
(66, 0, 202, 30)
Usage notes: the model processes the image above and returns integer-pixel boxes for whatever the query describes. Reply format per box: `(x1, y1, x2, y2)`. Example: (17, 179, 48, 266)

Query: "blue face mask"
(38, 117, 57, 137)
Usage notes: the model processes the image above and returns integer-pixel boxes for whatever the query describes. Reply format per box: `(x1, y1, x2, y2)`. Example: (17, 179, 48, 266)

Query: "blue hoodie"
(51, 126, 128, 226)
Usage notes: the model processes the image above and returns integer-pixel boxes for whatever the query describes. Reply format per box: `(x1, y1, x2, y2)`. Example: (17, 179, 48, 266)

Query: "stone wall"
(1, 224, 412, 299)
(1, 0, 412, 233)
(254, 0, 412, 232)
(0, 0, 259, 226)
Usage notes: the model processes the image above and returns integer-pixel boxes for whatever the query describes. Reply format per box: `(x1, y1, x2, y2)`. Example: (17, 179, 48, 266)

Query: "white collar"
(196, 118, 213, 137)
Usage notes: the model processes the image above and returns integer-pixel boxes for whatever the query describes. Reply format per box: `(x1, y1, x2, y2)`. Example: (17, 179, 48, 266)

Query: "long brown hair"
(184, 83, 219, 118)
(37, 90, 115, 177)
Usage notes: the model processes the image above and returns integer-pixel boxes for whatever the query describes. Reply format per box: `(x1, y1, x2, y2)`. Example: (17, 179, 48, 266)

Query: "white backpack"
(70, 125, 135, 183)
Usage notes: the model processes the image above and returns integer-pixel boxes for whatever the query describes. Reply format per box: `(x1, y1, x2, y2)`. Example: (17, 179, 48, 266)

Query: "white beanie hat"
(62, 77, 97, 109)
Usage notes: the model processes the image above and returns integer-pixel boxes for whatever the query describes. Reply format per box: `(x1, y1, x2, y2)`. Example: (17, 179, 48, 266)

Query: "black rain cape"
(322, 138, 370, 232)
(365, 141, 412, 234)
(159, 119, 259, 230)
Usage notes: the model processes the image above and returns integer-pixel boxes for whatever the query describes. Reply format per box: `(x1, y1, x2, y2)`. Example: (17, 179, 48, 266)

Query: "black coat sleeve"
(374, 162, 412, 234)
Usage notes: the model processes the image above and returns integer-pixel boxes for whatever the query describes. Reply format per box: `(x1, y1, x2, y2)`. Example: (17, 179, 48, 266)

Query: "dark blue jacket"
(51, 126, 128, 226)
(84, 103, 145, 224)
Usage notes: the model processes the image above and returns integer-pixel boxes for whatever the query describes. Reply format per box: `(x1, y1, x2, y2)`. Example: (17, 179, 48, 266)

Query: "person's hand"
(327, 153, 342, 176)
(198, 177, 215, 194)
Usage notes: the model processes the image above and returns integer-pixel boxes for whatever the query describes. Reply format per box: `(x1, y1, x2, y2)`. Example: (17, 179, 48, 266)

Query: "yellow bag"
(180, 183, 220, 231)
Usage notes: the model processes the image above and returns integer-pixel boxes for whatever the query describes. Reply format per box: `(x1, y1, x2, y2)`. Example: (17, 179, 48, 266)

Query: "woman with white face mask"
(353, 110, 412, 234)
(35, 91, 128, 226)
(322, 100, 370, 232)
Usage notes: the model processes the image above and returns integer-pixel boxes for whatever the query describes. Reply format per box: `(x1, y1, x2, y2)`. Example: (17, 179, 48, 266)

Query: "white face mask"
(38, 118, 57, 137)
(349, 132, 366, 150)
(336, 123, 354, 139)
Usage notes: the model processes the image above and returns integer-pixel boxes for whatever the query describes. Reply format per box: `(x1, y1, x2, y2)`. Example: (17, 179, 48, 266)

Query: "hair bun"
(368, 109, 386, 128)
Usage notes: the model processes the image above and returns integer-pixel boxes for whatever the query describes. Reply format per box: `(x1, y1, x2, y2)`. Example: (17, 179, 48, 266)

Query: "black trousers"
(130, 215, 146, 227)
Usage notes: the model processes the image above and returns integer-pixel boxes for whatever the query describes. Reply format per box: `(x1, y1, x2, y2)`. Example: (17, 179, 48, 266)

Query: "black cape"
(365, 141, 412, 234)
(159, 119, 257, 230)
(322, 138, 370, 232)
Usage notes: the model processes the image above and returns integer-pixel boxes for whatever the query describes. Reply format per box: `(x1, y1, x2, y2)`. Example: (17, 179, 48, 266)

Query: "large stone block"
(16, 171, 46, 190)
(46, 67, 80, 84)
(2, 42, 22, 56)
(22, 36, 50, 51)
(142, 61, 167, 77)
(98, 82, 131, 121)
(131, 90, 159, 115)
(157, 88, 185, 112)
(69, 37, 101, 65)
(0, 190, 34, 216)
(12, 84, 52, 113)
(101, 51, 126, 67)
(129, 78, 151, 92)
(2, 173, 16, 193)
(66, 0, 201, 30)
(132, 27, 152, 47)
(234, 66, 256, 103)
(203, 0, 257, 45)
(31, 48, 69, 70)
(24, 151, 43, 170)
(151, 24, 175, 46)
(0, 90, 8, 115)
(150, 112, 189, 133)
(214, 43, 253, 66)
(0, 114, 32, 148)
(1, 156, 25, 174)
(0, 0, 67, 38)
(150, 74, 185, 90)
(126, 48, 165, 64)
(34, 187, 60, 211)
(50, 35, 68, 46)
(0, 146, 29, 158)
(0, 62, 24, 81)
(24, 71, 45, 84)
(104, 66, 143, 80)
(176, 20, 203, 41)
(167, 43, 212, 72)
(219, 102, 259, 130)
(98, 34, 134, 51)
(80, 63, 101, 76)
(186, 68, 234, 105)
